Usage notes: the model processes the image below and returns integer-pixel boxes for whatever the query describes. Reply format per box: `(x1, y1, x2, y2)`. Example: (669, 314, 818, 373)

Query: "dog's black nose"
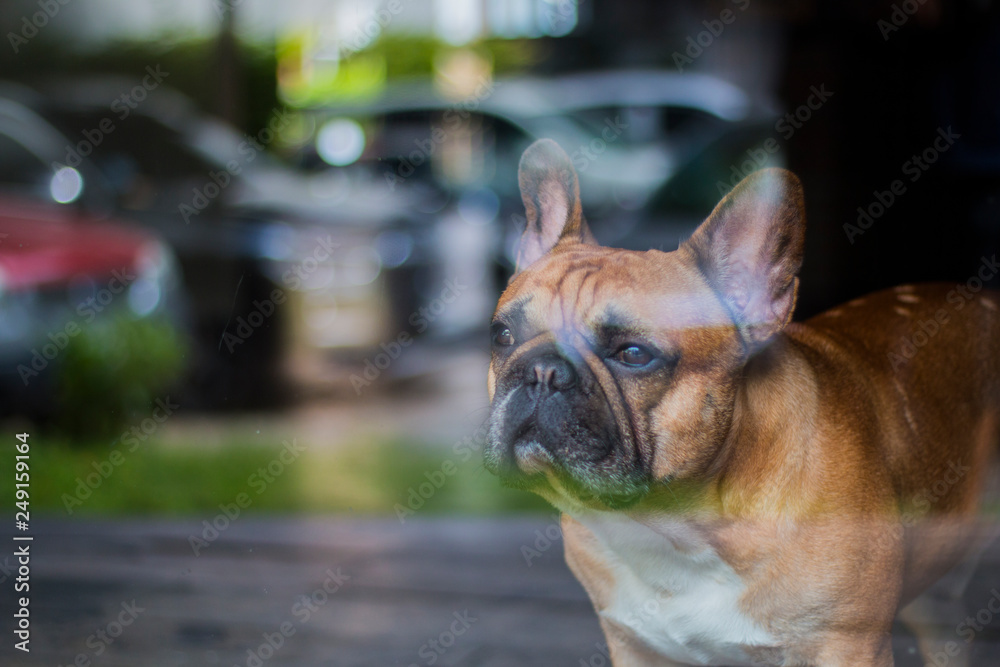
(525, 355, 576, 393)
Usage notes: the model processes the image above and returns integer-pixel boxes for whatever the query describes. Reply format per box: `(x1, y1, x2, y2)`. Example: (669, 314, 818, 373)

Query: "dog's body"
(563, 283, 999, 666)
(484, 139, 1000, 665)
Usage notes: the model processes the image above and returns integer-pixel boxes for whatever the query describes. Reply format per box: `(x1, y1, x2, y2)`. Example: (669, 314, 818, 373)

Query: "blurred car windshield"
(44, 110, 213, 179)
(647, 121, 779, 217)
(0, 131, 51, 195)
(557, 105, 727, 147)
(349, 109, 531, 196)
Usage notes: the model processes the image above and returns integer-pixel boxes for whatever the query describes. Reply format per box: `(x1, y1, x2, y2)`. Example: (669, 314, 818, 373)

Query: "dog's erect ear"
(682, 168, 805, 350)
(514, 139, 594, 273)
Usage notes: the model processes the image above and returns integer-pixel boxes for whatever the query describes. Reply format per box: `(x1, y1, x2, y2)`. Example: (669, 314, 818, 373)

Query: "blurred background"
(0, 0, 999, 665)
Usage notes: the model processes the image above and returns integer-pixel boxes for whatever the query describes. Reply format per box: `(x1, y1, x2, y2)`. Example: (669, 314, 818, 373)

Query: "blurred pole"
(215, 2, 244, 129)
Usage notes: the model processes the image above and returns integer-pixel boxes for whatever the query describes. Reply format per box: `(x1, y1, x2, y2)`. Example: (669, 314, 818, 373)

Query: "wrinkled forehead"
(496, 247, 730, 335)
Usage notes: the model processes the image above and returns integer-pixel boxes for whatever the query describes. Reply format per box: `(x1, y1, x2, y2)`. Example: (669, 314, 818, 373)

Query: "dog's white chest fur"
(572, 512, 777, 666)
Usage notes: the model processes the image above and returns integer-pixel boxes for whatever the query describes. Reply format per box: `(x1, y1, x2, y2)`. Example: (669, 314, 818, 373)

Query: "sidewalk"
(0, 517, 602, 666)
(2, 516, 1000, 666)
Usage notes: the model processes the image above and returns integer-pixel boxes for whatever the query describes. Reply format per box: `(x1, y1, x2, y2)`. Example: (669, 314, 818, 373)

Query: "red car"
(0, 193, 182, 414)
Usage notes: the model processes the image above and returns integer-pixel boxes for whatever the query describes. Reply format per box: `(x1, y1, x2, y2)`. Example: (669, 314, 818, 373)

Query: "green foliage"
(54, 316, 186, 440)
(0, 437, 550, 517)
(0, 36, 280, 138)
(481, 37, 546, 74)
(360, 35, 542, 79)
(0, 33, 538, 133)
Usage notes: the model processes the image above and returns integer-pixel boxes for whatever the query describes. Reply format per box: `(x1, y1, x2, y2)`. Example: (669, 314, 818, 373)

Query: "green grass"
(1, 435, 549, 518)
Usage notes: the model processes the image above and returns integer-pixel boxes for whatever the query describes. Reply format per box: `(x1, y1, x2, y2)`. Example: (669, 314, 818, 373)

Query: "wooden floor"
(3, 516, 1000, 666)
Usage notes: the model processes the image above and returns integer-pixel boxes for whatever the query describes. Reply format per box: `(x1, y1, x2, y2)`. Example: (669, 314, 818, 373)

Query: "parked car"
(296, 70, 781, 283)
(0, 80, 442, 403)
(0, 193, 182, 421)
(596, 118, 787, 253)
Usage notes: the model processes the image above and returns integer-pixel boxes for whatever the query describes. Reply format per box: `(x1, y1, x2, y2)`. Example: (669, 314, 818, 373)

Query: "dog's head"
(483, 139, 805, 511)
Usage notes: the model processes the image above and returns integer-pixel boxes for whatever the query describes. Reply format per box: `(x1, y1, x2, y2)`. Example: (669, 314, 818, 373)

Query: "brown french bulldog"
(484, 139, 1000, 666)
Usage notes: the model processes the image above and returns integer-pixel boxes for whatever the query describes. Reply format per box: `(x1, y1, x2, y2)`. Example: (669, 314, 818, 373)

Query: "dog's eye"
(493, 326, 515, 347)
(614, 345, 654, 367)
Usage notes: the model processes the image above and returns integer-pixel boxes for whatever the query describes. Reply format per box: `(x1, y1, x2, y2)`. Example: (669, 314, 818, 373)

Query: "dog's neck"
(716, 332, 824, 515)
